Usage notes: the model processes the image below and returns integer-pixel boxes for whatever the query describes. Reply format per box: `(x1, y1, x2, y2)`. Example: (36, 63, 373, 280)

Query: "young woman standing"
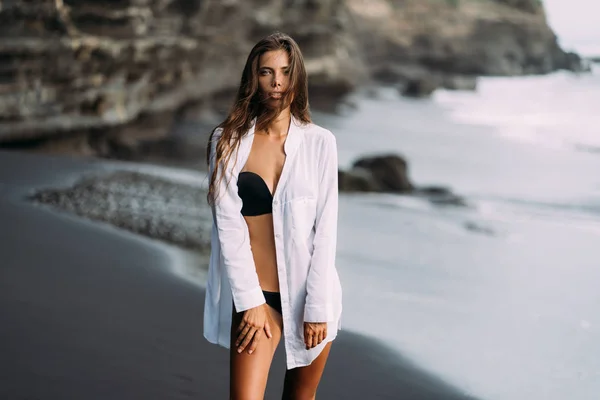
(204, 32, 343, 399)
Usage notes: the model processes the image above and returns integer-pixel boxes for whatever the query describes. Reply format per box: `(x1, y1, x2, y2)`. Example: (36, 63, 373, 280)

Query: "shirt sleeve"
(304, 132, 339, 322)
(209, 129, 265, 313)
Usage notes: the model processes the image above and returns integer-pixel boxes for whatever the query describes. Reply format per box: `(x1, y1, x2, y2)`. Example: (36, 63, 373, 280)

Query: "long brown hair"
(206, 32, 311, 205)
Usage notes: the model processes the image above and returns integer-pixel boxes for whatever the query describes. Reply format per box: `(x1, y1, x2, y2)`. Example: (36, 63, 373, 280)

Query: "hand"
(235, 304, 272, 355)
(304, 322, 327, 350)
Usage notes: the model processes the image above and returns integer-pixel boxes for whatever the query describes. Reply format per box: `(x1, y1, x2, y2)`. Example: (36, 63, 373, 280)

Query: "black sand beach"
(0, 150, 479, 399)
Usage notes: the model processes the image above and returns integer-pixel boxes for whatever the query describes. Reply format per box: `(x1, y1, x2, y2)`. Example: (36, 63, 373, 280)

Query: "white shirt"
(203, 116, 343, 369)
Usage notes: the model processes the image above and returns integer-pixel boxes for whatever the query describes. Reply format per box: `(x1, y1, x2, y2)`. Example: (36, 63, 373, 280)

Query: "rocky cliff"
(0, 0, 359, 144)
(0, 0, 583, 156)
(348, 0, 583, 85)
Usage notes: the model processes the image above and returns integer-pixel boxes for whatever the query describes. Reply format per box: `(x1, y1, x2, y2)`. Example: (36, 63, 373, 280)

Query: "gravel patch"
(28, 170, 213, 254)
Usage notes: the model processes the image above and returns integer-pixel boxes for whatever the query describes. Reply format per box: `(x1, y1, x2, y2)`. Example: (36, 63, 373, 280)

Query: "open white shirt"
(203, 117, 343, 369)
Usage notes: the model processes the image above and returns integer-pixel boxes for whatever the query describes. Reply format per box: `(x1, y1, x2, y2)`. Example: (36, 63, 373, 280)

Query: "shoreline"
(0, 150, 479, 399)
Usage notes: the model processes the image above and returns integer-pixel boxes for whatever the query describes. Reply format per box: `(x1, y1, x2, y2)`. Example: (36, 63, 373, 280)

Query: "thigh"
(282, 341, 332, 400)
(230, 306, 283, 400)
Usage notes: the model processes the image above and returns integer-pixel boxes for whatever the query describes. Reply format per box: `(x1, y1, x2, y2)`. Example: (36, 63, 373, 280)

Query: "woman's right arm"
(209, 129, 266, 313)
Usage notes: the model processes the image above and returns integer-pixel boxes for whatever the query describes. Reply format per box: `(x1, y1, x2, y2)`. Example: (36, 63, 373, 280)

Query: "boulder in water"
(338, 168, 381, 192)
(352, 154, 414, 193)
(339, 153, 469, 207)
(401, 77, 439, 98)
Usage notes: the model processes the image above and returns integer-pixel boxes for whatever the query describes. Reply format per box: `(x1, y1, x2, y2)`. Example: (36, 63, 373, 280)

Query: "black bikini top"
(237, 171, 273, 216)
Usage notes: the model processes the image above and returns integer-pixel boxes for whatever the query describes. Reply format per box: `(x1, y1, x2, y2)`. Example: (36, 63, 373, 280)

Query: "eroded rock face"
(0, 0, 363, 144)
(492, 0, 542, 13)
(347, 0, 585, 89)
(0, 0, 583, 152)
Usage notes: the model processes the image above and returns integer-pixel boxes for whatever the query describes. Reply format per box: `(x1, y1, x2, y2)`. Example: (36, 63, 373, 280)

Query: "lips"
(269, 92, 283, 99)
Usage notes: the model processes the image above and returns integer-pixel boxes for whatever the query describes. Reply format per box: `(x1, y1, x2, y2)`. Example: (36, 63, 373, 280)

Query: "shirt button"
(273, 200, 278, 205)
(275, 234, 281, 238)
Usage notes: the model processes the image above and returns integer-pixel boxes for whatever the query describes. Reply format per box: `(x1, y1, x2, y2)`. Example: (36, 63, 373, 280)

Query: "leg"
(281, 342, 332, 400)
(230, 305, 283, 400)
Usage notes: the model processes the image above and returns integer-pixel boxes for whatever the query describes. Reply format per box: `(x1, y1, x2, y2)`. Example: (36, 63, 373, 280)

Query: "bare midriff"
(244, 213, 280, 292)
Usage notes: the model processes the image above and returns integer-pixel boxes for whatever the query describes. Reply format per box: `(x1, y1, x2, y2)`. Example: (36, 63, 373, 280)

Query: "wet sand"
(0, 150, 478, 399)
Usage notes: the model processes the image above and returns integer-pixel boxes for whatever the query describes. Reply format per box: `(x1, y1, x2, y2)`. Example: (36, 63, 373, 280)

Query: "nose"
(272, 72, 282, 88)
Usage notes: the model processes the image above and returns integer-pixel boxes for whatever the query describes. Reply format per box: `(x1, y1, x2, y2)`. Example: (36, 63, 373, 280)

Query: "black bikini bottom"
(262, 290, 282, 314)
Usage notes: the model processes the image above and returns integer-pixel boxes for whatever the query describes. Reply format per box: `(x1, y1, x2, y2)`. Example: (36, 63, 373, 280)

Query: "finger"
(304, 328, 309, 348)
(237, 311, 248, 333)
(264, 319, 272, 339)
(317, 330, 324, 345)
(238, 327, 256, 353)
(235, 324, 251, 347)
(305, 333, 313, 349)
(236, 317, 251, 339)
(235, 330, 248, 350)
(247, 329, 262, 355)
(304, 326, 309, 347)
(235, 323, 251, 347)
(311, 333, 318, 349)
(236, 317, 247, 334)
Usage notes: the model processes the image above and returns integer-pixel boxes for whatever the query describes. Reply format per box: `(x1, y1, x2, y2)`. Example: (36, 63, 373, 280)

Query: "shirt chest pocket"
(287, 197, 317, 241)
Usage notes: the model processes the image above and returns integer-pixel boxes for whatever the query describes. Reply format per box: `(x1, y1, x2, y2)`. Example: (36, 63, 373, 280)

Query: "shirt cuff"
(232, 287, 266, 313)
(303, 303, 331, 323)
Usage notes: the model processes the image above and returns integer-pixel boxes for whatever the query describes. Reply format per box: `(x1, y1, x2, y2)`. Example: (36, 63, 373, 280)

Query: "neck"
(263, 108, 291, 138)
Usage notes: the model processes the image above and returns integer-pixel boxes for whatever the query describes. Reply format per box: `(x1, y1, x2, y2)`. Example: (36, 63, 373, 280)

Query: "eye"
(259, 69, 271, 76)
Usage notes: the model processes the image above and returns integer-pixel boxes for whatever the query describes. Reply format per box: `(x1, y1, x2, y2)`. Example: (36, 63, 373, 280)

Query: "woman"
(203, 32, 343, 399)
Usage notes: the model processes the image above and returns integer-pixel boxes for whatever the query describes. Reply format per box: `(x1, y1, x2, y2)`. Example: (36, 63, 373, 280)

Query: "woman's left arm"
(304, 132, 339, 324)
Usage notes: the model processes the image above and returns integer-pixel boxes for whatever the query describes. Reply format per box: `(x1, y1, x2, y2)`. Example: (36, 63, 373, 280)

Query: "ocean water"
(313, 65, 600, 400)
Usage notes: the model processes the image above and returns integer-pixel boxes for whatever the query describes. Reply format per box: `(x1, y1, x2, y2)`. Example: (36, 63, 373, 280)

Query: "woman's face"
(257, 49, 291, 107)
